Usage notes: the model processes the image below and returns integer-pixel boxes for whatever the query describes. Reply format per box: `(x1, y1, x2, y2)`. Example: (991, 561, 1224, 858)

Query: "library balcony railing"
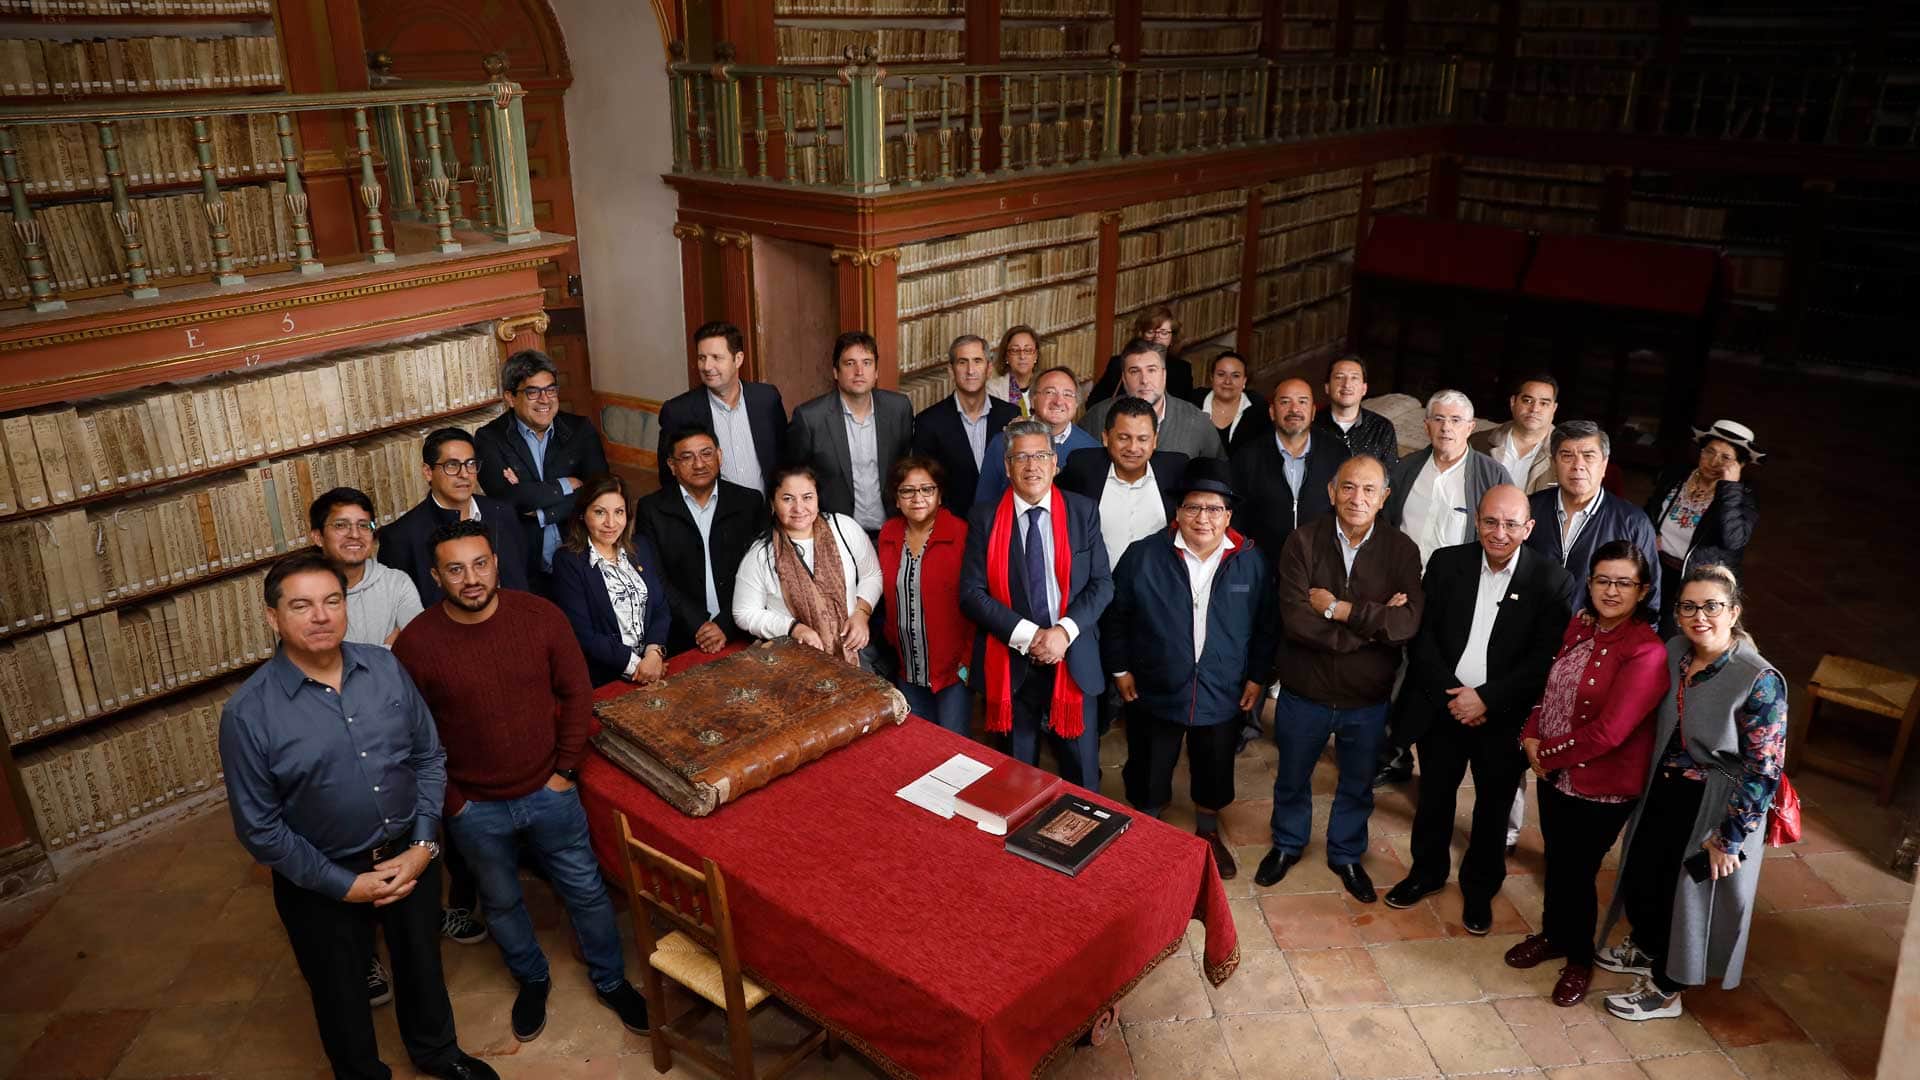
(1470, 58, 1920, 150)
(0, 79, 541, 314)
(666, 45, 1460, 192)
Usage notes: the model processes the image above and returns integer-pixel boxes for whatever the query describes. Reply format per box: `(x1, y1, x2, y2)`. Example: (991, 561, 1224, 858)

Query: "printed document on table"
(895, 753, 993, 818)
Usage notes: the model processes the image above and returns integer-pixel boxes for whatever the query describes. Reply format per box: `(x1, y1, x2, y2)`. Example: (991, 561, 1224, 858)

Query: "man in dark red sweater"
(393, 519, 648, 1044)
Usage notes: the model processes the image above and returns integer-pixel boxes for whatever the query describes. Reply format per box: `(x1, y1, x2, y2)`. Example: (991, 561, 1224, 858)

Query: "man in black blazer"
(1056, 397, 1187, 569)
(654, 321, 786, 494)
(786, 330, 914, 538)
(1229, 377, 1351, 560)
(633, 424, 768, 656)
(473, 349, 608, 595)
(383, 427, 530, 606)
(911, 334, 1018, 511)
(1384, 485, 1572, 932)
(960, 418, 1113, 789)
(1184, 350, 1270, 458)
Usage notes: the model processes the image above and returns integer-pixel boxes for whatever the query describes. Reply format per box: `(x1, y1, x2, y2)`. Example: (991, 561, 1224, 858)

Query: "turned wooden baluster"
(191, 115, 244, 284)
(0, 127, 61, 310)
(902, 76, 919, 183)
(274, 111, 322, 274)
(1054, 74, 1069, 164)
(1723, 72, 1742, 138)
(936, 75, 953, 181)
(437, 104, 467, 226)
(997, 75, 1014, 172)
(1213, 71, 1228, 147)
(1025, 74, 1041, 167)
(95, 120, 156, 298)
(778, 77, 797, 182)
(1656, 66, 1676, 134)
(1688, 71, 1706, 136)
(810, 77, 827, 184)
(1154, 70, 1169, 154)
(421, 103, 460, 252)
(968, 74, 985, 177)
(1756, 73, 1775, 141)
(1130, 68, 1145, 156)
(1174, 69, 1189, 152)
(754, 76, 770, 179)
(351, 106, 395, 263)
(467, 102, 493, 227)
(408, 104, 430, 216)
(694, 75, 713, 171)
(1080, 73, 1097, 160)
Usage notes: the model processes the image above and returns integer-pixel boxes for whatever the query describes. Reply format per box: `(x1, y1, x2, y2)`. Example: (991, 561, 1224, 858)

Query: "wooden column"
(0, 741, 52, 897)
(713, 0, 777, 64)
(966, 0, 999, 64)
(829, 247, 902, 389)
(674, 223, 709, 390)
(1237, 191, 1262, 351)
(712, 229, 755, 358)
(1093, 210, 1122, 367)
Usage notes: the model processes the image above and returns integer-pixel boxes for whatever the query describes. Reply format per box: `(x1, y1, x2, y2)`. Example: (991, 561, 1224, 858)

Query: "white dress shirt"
(681, 484, 722, 620)
(956, 394, 992, 470)
(1403, 453, 1470, 568)
(1556, 487, 1605, 565)
(1006, 491, 1082, 655)
(731, 512, 883, 640)
(843, 396, 883, 531)
(1336, 519, 1376, 576)
(1176, 532, 1234, 660)
(1454, 548, 1519, 689)
(708, 387, 764, 492)
(1201, 391, 1254, 441)
(1493, 428, 1546, 492)
(1097, 464, 1168, 571)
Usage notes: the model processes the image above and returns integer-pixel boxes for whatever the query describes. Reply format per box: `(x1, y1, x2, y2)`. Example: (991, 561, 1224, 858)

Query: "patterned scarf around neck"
(772, 514, 857, 665)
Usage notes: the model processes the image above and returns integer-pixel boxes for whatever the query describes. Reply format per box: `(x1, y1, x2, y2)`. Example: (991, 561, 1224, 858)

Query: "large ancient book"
(592, 638, 909, 817)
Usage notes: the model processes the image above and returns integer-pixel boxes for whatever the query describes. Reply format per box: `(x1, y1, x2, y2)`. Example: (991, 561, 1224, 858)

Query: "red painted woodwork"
(0, 238, 571, 413)
(1524, 234, 1719, 317)
(1236, 190, 1261, 349)
(675, 225, 710, 388)
(1093, 211, 1120, 365)
(715, 230, 755, 350)
(1356, 216, 1531, 292)
(275, 0, 371, 260)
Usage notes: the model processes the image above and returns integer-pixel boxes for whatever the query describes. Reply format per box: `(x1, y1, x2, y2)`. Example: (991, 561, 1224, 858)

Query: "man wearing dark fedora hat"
(1104, 458, 1278, 878)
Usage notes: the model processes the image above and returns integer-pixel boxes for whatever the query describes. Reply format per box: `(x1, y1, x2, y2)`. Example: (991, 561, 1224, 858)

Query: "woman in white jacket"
(732, 465, 882, 667)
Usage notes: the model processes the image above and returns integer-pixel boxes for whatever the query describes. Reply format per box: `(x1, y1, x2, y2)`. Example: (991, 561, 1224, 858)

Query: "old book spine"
(96, 724, 128, 827)
(36, 517, 72, 621)
(192, 489, 221, 570)
(125, 507, 157, 591)
(19, 754, 62, 849)
(131, 401, 163, 484)
(299, 368, 330, 444)
(234, 378, 268, 457)
(94, 407, 129, 488)
(55, 408, 94, 497)
(13, 524, 49, 627)
(175, 390, 205, 470)
(1, 415, 49, 509)
(251, 465, 283, 554)
(78, 613, 121, 708)
(318, 365, 348, 438)
(142, 504, 174, 588)
(218, 386, 248, 464)
(45, 625, 92, 719)
(21, 633, 67, 734)
(193, 388, 229, 468)
(28, 411, 75, 504)
(0, 419, 17, 515)
(0, 643, 31, 743)
(116, 611, 151, 696)
(78, 413, 114, 493)
(67, 509, 105, 608)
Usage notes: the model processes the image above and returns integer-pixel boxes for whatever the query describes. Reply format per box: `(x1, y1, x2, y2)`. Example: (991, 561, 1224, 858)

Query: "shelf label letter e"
(184, 327, 205, 349)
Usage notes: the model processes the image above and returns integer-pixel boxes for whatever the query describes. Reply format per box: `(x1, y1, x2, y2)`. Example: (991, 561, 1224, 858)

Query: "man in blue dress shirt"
(220, 551, 496, 1080)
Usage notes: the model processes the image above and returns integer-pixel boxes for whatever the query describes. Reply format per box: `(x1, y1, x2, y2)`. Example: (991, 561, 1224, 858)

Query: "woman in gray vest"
(1595, 563, 1787, 1020)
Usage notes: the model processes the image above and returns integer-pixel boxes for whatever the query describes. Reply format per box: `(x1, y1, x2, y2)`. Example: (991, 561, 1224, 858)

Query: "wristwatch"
(411, 839, 441, 860)
(1322, 601, 1339, 620)
(555, 766, 580, 783)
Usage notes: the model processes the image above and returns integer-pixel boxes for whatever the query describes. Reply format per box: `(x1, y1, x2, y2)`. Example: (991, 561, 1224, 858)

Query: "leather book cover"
(1005, 794, 1132, 877)
(593, 638, 910, 817)
(954, 760, 1063, 836)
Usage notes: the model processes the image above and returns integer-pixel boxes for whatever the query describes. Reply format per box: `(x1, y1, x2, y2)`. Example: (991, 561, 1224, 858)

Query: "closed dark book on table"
(593, 638, 909, 817)
(1005, 794, 1131, 876)
(954, 759, 1061, 836)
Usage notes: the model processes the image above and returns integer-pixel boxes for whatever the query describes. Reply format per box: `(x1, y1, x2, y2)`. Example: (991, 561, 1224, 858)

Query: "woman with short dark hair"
(876, 455, 974, 734)
(550, 474, 670, 687)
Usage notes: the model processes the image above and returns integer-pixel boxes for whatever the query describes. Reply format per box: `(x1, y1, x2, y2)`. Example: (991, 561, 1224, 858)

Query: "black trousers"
(1537, 781, 1637, 964)
(1621, 769, 1708, 994)
(272, 858, 459, 1080)
(442, 838, 478, 911)
(1409, 719, 1528, 901)
(1122, 703, 1238, 813)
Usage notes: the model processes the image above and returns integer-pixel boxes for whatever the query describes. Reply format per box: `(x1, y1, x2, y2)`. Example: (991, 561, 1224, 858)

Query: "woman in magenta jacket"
(876, 455, 975, 735)
(1504, 539, 1671, 1007)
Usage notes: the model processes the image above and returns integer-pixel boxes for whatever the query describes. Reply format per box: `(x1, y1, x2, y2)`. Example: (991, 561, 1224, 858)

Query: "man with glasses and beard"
(1080, 338, 1222, 462)
(382, 428, 529, 606)
(392, 520, 650, 1046)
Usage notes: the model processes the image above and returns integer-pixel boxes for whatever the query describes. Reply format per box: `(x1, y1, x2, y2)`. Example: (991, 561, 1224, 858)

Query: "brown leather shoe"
(1503, 933, 1566, 970)
(1203, 829, 1238, 880)
(1552, 963, 1593, 1007)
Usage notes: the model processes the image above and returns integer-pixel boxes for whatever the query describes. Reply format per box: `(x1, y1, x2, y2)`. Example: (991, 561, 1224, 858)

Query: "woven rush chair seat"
(649, 929, 772, 1011)
(1792, 654, 1920, 805)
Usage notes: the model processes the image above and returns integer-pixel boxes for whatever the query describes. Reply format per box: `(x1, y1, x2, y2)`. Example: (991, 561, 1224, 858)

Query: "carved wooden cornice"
(495, 312, 551, 343)
(671, 222, 706, 242)
(711, 228, 752, 250)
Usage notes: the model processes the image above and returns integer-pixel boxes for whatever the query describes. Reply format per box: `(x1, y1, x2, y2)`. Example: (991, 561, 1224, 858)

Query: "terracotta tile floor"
(4, 358, 1915, 1079)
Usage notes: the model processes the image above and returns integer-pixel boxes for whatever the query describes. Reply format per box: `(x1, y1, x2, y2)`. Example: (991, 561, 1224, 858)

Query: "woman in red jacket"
(877, 456, 975, 735)
(1505, 539, 1670, 1007)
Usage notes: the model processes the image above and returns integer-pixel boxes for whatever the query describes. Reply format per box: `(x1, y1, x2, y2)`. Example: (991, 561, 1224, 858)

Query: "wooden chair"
(615, 811, 831, 1078)
(1789, 654, 1920, 805)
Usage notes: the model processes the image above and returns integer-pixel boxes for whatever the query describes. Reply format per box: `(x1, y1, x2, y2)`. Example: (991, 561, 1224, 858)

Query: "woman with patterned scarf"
(732, 465, 882, 668)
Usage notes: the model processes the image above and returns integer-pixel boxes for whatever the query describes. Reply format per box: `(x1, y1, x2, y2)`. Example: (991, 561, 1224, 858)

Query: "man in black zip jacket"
(1229, 377, 1351, 560)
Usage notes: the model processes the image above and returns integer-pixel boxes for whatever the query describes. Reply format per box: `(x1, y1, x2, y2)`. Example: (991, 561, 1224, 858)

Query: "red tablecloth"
(580, 650, 1239, 1080)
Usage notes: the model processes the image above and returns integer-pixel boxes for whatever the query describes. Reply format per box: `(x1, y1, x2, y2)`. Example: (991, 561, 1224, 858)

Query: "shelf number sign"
(182, 312, 297, 355)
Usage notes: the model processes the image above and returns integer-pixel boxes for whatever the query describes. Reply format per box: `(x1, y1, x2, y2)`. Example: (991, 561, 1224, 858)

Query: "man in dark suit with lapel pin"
(632, 424, 767, 656)
(1056, 396, 1188, 569)
(910, 334, 1018, 511)
(654, 321, 786, 494)
(960, 417, 1113, 789)
(385, 427, 530, 607)
(786, 330, 914, 543)
(473, 349, 609, 596)
(1384, 485, 1573, 934)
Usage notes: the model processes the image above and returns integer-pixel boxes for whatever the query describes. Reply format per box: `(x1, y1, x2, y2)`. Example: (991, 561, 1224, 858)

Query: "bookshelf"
(0, 324, 508, 850)
(1000, 2, 1116, 61)
(895, 210, 1100, 406)
(1456, 155, 1605, 234)
(1140, 0, 1263, 59)
(0, 16, 283, 101)
(1405, 0, 1499, 104)
(1110, 188, 1245, 353)
(1623, 170, 1797, 336)
(1275, 0, 1337, 55)
(1516, 0, 1657, 62)
(1371, 153, 1433, 216)
(1350, 0, 1386, 53)
(1249, 165, 1362, 373)
(771, 1, 966, 64)
(1801, 179, 1920, 373)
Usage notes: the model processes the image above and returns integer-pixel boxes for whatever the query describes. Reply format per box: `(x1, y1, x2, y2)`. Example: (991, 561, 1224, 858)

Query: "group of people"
(222, 316, 1779, 1077)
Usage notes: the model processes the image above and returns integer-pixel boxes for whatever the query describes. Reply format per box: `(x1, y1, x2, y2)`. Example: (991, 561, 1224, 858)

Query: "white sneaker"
(1606, 981, 1682, 1021)
(1595, 936, 1654, 976)
(367, 957, 393, 1007)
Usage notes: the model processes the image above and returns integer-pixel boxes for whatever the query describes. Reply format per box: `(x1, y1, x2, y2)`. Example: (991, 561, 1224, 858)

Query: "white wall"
(548, 0, 684, 403)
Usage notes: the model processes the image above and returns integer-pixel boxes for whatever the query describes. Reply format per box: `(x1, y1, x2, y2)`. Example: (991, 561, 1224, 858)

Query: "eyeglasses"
(1428, 415, 1473, 427)
(434, 458, 482, 476)
(325, 519, 376, 535)
(1005, 345, 1039, 356)
(439, 555, 493, 580)
(1477, 516, 1527, 533)
(1674, 600, 1729, 617)
(673, 446, 717, 464)
(1179, 503, 1229, 518)
(1009, 451, 1055, 465)
(1144, 327, 1174, 341)
(1590, 575, 1642, 592)
(896, 484, 939, 500)
(515, 383, 561, 401)
(1034, 387, 1077, 400)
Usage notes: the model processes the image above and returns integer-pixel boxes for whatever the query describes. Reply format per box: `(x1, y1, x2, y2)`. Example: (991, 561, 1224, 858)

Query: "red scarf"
(983, 487, 1085, 737)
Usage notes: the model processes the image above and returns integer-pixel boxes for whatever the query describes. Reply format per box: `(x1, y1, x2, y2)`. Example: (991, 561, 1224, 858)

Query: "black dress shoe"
(420, 1052, 500, 1080)
(1383, 875, 1446, 909)
(1202, 829, 1238, 880)
(512, 977, 549, 1043)
(596, 979, 652, 1034)
(1461, 895, 1494, 935)
(1372, 758, 1414, 788)
(1332, 862, 1376, 903)
(1253, 848, 1299, 887)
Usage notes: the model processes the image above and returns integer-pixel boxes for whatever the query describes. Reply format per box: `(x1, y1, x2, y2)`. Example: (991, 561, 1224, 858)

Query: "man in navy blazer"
(786, 331, 914, 537)
(1229, 377, 1350, 559)
(654, 321, 786, 494)
(960, 418, 1113, 789)
(633, 425, 768, 656)
(473, 349, 608, 595)
(910, 334, 1018, 511)
(384, 428, 530, 606)
(1524, 419, 1662, 613)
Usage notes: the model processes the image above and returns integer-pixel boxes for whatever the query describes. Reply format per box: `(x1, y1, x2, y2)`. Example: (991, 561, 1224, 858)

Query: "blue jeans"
(447, 784, 626, 992)
(1268, 689, 1389, 866)
(899, 680, 973, 737)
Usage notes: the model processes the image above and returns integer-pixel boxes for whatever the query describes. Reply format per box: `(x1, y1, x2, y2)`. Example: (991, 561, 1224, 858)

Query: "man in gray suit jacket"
(786, 330, 914, 537)
(1383, 389, 1512, 570)
(1080, 338, 1223, 462)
